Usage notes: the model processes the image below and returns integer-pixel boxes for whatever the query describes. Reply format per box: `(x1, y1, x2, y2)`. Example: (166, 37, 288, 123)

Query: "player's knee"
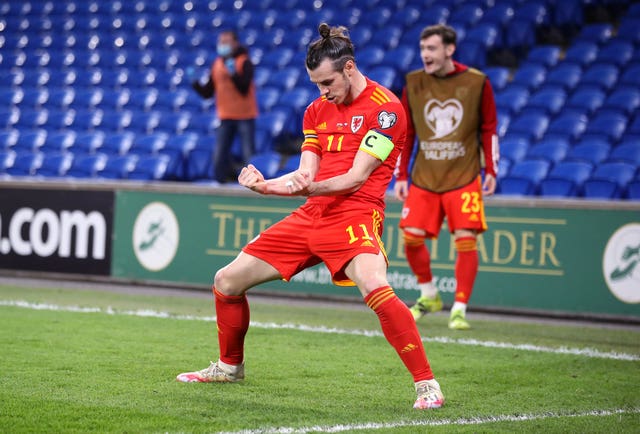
(454, 237, 477, 252)
(403, 230, 427, 248)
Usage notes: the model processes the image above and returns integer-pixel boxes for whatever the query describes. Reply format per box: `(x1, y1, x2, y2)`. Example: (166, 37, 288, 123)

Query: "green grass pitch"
(0, 282, 638, 433)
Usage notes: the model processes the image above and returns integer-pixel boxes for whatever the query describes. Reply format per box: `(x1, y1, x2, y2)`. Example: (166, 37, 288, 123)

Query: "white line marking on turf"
(1, 300, 638, 362)
(217, 408, 640, 434)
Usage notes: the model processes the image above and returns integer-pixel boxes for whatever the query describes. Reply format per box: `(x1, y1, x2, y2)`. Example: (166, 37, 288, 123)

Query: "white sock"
(218, 359, 242, 373)
(419, 281, 438, 299)
(451, 301, 467, 314)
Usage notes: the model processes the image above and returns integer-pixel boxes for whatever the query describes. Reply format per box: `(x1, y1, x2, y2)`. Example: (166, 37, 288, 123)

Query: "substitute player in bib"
(177, 23, 444, 410)
(394, 24, 499, 330)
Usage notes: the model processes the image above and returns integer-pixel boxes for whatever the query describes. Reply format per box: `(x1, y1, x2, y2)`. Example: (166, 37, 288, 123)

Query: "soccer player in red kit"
(177, 23, 444, 410)
(394, 24, 499, 330)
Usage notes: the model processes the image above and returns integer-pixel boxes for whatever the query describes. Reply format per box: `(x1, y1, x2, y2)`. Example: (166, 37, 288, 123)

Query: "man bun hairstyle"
(305, 23, 355, 71)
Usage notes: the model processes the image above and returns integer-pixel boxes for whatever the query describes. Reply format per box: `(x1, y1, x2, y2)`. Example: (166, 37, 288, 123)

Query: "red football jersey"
(301, 78, 407, 211)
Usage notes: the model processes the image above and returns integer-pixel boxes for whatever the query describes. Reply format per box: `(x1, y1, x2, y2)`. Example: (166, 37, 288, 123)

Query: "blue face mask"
(217, 44, 232, 57)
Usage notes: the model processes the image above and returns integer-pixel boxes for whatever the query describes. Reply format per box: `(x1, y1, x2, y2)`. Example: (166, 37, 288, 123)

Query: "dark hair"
(420, 24, 457, 46)
(305, 23, 355, 71)
(219, 29, 238, 42)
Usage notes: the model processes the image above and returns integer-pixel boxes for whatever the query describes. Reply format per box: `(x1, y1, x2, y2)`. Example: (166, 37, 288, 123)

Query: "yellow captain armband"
(359, 130, 394, 161)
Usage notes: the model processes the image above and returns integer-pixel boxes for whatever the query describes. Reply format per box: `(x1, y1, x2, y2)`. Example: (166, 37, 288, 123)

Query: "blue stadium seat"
(484, 66, 509, 92)
(513, 0, 549, 26)
(552, 0, 583, 35)
(11, 130, 47, 152)
(71, 131, 106, 154)
(465, 23, 501, 50)
(154, 112, 191, 135)
(154, 89, 190, 112)
(579, 64, 619, 92)
(265, 67, 300, 92)
(4, 151, 42, 176)
(16, 108, 49, 130)
(574, 23, 613, 46)
(100, 132, 134, 155)
(563, 42, 599, 68)
(69, 88, 103, 110)
(128, 111, 161, 134)
(593, 39, 634, 68)
(564, 86, 606, 116)
(0, 87, 24, 107)
(544, 63, 583, 91)
(499, 159, 551, 196)
(96, 154, 138, 179)
(349, 27, 373, 48)
(454, 41, 487, 69)
(607, 143, 640, 166)
(616, 18, 640, 45)
(504, 18, 536, 54)
(496, 109, 511, 137)
(522, 45, 561, 69)
(128, 132, 169, 156)
(0, 149, 16, 175)
(391, 6, 421, 29)
(356, 47, 385, 70)
(185, 137, 214, 181)
(40, 131, 76, 153)
(581, 112, 627, 143)
(481, 3, 514, 28)
(19, 87, 49, 108)
(65, 152, 107, 178)
(275, 153, 301, 178)
(525, 139, 569, 164)
(543, 112, 588, 142)
(0, 130, 19, 150)
(99, 89, 131, 111)
(126, 88, 158, 112)
(256, 86, 280, 113)
(34, 152, 74, 177)
(602, 88, 640, 117)
(0, 108, 20, 129)
(506, 112, 549, 142)
(449, 4, 484, 27)
(495, 85, 530, 115)
(159, 133, 198, 180)
(369, 24, 403, 50)
(256, 107, 292, 148)
(539, 161, 594, 197)
(500, 136, 529, 163)
(526, 87, 567, 116)
(45, 88, 75, 110)
(565, 138, 611, 165)
(360, 7, 393, 29)
(367, 66, 397, 91)
(582, 162, 636, 199)
(99, 110, 132, 133)
(260, 47, 294, 70)
(248, 151, 281, 179)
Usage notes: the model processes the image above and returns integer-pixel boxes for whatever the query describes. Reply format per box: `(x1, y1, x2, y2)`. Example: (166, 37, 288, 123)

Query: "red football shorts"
(400, 176, 488, 237)
(242, 203, 388, 286)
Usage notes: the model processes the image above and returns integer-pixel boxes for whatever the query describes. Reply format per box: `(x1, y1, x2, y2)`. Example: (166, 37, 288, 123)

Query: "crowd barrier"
(1, 180, 638, 321)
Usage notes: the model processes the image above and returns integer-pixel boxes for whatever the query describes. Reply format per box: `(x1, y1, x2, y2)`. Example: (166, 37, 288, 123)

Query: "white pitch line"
(216, 408, 640, 434)
(1, 300, 639, 361)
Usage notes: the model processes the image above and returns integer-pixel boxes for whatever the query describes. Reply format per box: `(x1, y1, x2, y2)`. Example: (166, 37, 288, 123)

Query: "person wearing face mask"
(191, 30, 258, 184)
(394, 24, 499, 330)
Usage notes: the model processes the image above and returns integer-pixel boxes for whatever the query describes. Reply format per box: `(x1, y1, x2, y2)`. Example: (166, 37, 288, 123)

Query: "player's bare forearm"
(238, 164, 312, 196)
(307, 151, 380, 197)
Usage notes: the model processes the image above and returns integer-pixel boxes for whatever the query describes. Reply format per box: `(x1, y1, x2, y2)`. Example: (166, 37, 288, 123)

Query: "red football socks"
(214, 287, 250, 366)
(365, 286, 434, 382)
(454, 237, 479, 304)
(403, 232, 433, 284)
